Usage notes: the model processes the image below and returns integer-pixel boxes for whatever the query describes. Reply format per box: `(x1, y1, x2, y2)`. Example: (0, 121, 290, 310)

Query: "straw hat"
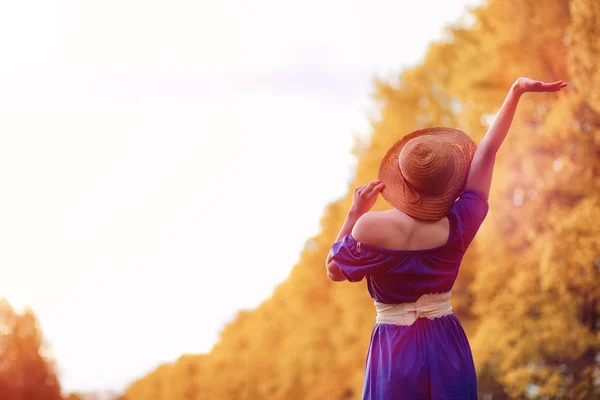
(378, 127, 476, 221)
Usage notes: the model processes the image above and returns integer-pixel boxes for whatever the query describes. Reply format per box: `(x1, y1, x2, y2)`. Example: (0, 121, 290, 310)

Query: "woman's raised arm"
(464, 77, 567, 198)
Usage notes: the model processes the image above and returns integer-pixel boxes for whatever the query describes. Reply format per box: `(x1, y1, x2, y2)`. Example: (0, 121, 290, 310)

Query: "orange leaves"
(0, 299, 62, 400)
(567, 0, 600, 113)
(122, 0, 600, 398)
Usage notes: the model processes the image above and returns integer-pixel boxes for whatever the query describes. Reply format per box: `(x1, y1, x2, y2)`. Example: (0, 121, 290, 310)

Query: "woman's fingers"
(362, 182, 385, 202)
(365, 180, 383, 195)
(540, 80, 568, 92)
(369, 181, 385, 194)
(355, 184, 367, 194)
(356, 180, 383, 197)
(359, 180, 379, 193)
(518, 77, 568, 93)
(366, 179, 381, 190)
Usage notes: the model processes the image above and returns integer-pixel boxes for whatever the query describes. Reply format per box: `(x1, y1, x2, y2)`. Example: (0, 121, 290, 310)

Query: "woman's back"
(352, 209, 451, 252)
(330, 190, 488, 305)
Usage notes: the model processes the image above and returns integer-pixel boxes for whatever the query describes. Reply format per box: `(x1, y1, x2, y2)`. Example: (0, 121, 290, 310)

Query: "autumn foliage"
(0, 299, 124, 400)
(0, 300, 62, 400)
(122, 0, 599, 398)
(2, 0, 599, 398)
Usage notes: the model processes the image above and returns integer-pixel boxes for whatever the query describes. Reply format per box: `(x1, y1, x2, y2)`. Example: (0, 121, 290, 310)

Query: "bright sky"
(0, 0, 482, 394)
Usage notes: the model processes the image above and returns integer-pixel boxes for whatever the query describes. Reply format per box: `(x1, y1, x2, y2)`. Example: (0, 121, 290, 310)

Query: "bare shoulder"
(352, 210, 414, 245)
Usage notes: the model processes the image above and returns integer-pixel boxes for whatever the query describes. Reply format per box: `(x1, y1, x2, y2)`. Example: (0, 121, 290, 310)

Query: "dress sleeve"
(330, 235, 392, 282)
(450, 189, 490, 251)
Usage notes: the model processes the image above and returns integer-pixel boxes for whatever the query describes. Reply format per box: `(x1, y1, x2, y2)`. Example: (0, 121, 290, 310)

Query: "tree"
(0, 299, 62, 400)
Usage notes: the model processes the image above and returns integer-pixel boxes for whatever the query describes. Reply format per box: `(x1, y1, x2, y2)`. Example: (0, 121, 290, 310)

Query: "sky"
(0, 0, 482, 394)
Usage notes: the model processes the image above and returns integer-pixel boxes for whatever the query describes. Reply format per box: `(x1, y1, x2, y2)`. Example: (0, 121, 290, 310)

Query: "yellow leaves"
(568, 0, 600, 113)
(122, 0, 600, 399)
(539, 95, 580, 140)
(503, 365, 568, 399)
(539, 241, 563, 292)
(502, 366, 538, 398)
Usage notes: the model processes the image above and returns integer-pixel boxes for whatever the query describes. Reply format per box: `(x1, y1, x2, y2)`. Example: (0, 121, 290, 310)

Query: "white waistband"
(374, 292, 453, 326)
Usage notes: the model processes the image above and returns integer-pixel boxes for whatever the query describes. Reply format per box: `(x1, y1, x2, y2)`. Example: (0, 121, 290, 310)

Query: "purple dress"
(330, 190, 489, 400)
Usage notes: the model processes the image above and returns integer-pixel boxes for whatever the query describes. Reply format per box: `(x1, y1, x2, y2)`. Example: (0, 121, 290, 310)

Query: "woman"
(326, 77, 567, 399)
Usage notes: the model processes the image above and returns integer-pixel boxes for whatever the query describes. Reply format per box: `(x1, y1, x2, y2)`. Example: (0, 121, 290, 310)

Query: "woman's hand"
(513, 77, 568, 95)
(465, 76, 567, 199)
(326, 179, 385, 281)
(349, 180, 385, 217)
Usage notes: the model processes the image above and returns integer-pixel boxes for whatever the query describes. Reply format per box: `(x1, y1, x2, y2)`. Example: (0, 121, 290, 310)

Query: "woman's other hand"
(513, 77, 568, 95)
(350, 180, 385, 217)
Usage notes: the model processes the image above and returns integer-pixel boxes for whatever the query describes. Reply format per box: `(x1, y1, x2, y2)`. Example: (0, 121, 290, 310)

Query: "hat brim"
(377, 127, 477, 221)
